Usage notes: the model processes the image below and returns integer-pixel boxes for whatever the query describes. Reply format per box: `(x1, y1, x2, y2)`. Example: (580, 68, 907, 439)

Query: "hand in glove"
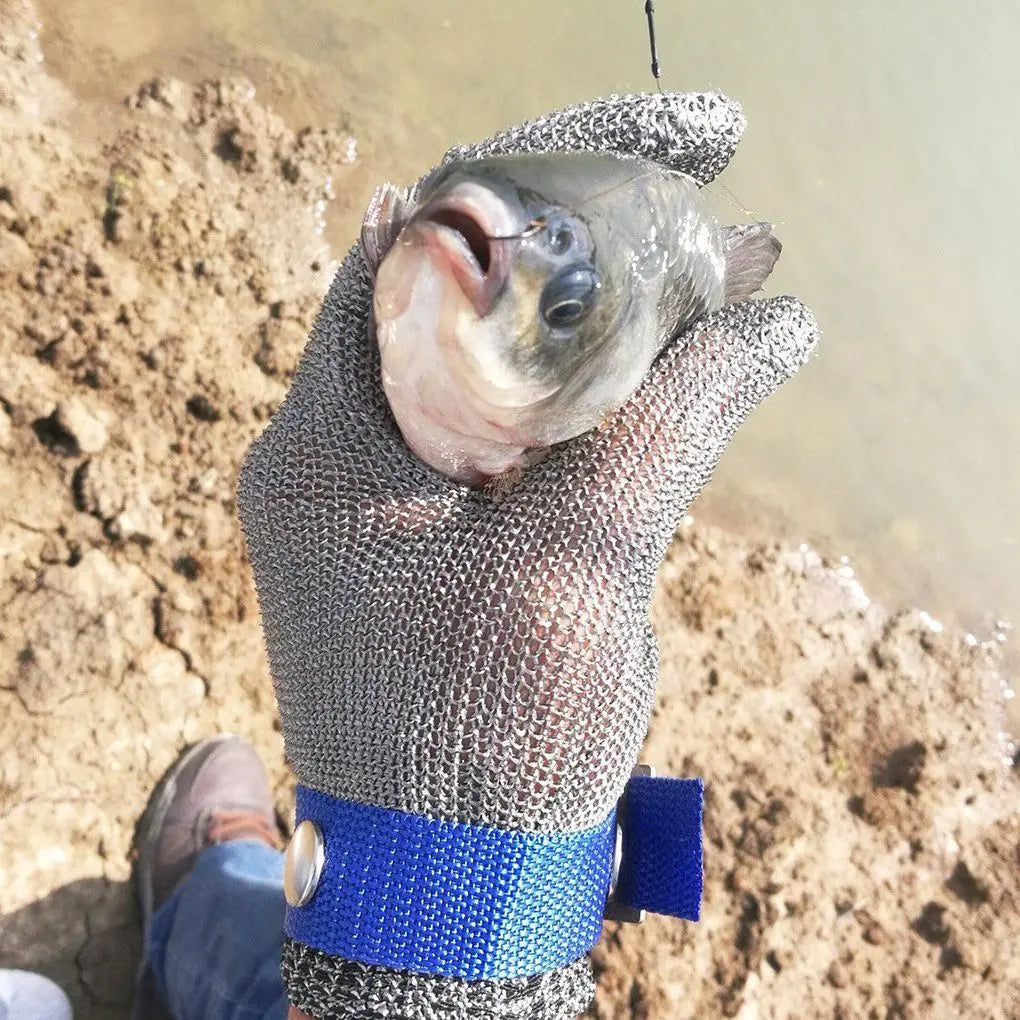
(238, 92, 818, 1020)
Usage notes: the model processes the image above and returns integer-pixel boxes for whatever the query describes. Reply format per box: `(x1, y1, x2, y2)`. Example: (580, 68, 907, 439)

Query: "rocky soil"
(1, 1, 1016, 1017)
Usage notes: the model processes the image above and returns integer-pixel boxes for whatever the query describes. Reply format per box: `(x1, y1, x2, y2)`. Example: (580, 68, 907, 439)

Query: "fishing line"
(461, 4, 763, 246)
(481, 168, 672, 246)
(487, 219, 549, 242)
(645, 1, 662, 93)
(661, 165, 760, 224)
(478, 169, 765, 250)
(703, 181, 759, 221)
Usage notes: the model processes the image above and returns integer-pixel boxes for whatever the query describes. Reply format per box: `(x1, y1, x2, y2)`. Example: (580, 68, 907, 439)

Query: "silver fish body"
(365, 152, 779, 485)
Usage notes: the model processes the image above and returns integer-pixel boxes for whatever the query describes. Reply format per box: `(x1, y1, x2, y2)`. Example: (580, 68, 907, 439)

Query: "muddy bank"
(1, 1, 1016, 1016)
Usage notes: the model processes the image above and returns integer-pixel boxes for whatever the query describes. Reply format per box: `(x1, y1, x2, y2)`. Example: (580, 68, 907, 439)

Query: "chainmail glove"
(237, 92, 819, 1020)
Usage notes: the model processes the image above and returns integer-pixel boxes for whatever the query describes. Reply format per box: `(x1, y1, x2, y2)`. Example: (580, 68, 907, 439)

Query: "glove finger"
(539, 297, 818, 545)
(445, 91, 746, 185)
(240, 246, 456, 517)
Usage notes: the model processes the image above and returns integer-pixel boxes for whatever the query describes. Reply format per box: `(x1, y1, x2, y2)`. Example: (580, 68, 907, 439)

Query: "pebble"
(186, 394, 220, 422)
(55, 397, 109, 454)
(113, 493, 166, 543)
(0, 229, 32, 269)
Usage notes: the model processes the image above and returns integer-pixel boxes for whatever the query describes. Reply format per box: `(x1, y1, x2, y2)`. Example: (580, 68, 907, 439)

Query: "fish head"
(372, 159, 631, 436)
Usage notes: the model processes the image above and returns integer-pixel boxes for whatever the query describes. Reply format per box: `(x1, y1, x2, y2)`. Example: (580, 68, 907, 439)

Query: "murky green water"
(36, 1, 1020, 674)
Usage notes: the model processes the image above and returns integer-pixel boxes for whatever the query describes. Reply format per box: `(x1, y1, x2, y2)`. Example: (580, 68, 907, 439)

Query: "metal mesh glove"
(237, 91, 818, 1020)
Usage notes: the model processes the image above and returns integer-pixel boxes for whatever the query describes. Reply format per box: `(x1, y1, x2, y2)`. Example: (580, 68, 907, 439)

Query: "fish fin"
(483, 466, 525, 500)
(481, 447, 550, 498)
(360, 182, 415, 275)
(723, 222, 782, 303)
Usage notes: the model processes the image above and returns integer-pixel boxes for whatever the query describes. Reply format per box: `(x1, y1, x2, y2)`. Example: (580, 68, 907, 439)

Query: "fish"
(361, 151, 781, 486)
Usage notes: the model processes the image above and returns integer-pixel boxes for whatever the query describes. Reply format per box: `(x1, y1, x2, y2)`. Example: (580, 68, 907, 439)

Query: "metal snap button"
(283, 820, 325, 907)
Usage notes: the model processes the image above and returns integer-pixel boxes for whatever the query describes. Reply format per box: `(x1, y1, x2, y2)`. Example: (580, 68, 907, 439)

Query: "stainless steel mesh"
(237, 91, 818, 1020)
(281, 943, 595, 1020)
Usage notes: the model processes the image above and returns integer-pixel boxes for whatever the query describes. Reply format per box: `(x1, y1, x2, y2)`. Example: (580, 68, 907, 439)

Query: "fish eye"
(548, 226, 574, 256)
(540, 265, 600, 329)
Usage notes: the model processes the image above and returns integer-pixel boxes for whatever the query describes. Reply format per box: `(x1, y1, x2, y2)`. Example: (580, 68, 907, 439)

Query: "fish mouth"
(413, 187, 515, 316)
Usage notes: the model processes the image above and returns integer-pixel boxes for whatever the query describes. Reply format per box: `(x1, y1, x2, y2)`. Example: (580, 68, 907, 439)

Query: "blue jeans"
(148, 840, 289, 1020)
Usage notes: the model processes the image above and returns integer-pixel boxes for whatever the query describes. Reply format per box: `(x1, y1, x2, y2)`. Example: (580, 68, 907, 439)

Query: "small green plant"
(104, 167, 135, 242)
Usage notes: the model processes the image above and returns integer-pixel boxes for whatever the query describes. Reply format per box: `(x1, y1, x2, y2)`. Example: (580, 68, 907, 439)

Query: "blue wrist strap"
(614, 774, 704, 921)
(286, 774, 703, 980)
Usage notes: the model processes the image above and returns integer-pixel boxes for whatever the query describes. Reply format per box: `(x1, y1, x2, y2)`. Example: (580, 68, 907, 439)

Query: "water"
(35, 1, 1020, 683)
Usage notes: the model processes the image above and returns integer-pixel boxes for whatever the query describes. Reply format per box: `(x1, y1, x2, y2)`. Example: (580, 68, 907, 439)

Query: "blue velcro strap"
(286, 786, 615, 980)
(613, 775, 704, 920)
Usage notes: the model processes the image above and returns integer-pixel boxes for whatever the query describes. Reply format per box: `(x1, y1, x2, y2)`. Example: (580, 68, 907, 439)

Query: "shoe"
(132, 734, 281, 1019)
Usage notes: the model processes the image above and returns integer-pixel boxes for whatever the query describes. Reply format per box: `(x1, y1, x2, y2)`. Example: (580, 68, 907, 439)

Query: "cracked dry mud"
(1, 1, 1017, 1017)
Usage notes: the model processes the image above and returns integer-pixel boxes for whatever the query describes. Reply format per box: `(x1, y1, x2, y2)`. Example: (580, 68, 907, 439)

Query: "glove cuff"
(282, 939, 595, 1020)
(281, 776, 704, 1017)
(284, 785, 615, 979)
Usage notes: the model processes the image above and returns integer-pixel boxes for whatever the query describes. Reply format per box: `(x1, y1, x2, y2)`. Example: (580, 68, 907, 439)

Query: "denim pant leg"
(147, 840, 289, 1020)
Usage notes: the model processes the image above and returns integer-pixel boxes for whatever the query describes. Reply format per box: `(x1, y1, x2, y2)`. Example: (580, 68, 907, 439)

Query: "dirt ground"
(1, 1, 1017, 1017)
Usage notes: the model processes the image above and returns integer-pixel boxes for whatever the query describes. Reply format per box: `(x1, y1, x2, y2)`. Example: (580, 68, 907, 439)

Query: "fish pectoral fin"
(481, 446, 551, 499)
(722, 222, 782, 302)
(483, 466, 526, 500)
(360, 181, 416, 275)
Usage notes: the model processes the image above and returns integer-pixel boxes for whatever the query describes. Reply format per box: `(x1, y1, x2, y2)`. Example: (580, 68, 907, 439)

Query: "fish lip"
(413, 191, 514, 316)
